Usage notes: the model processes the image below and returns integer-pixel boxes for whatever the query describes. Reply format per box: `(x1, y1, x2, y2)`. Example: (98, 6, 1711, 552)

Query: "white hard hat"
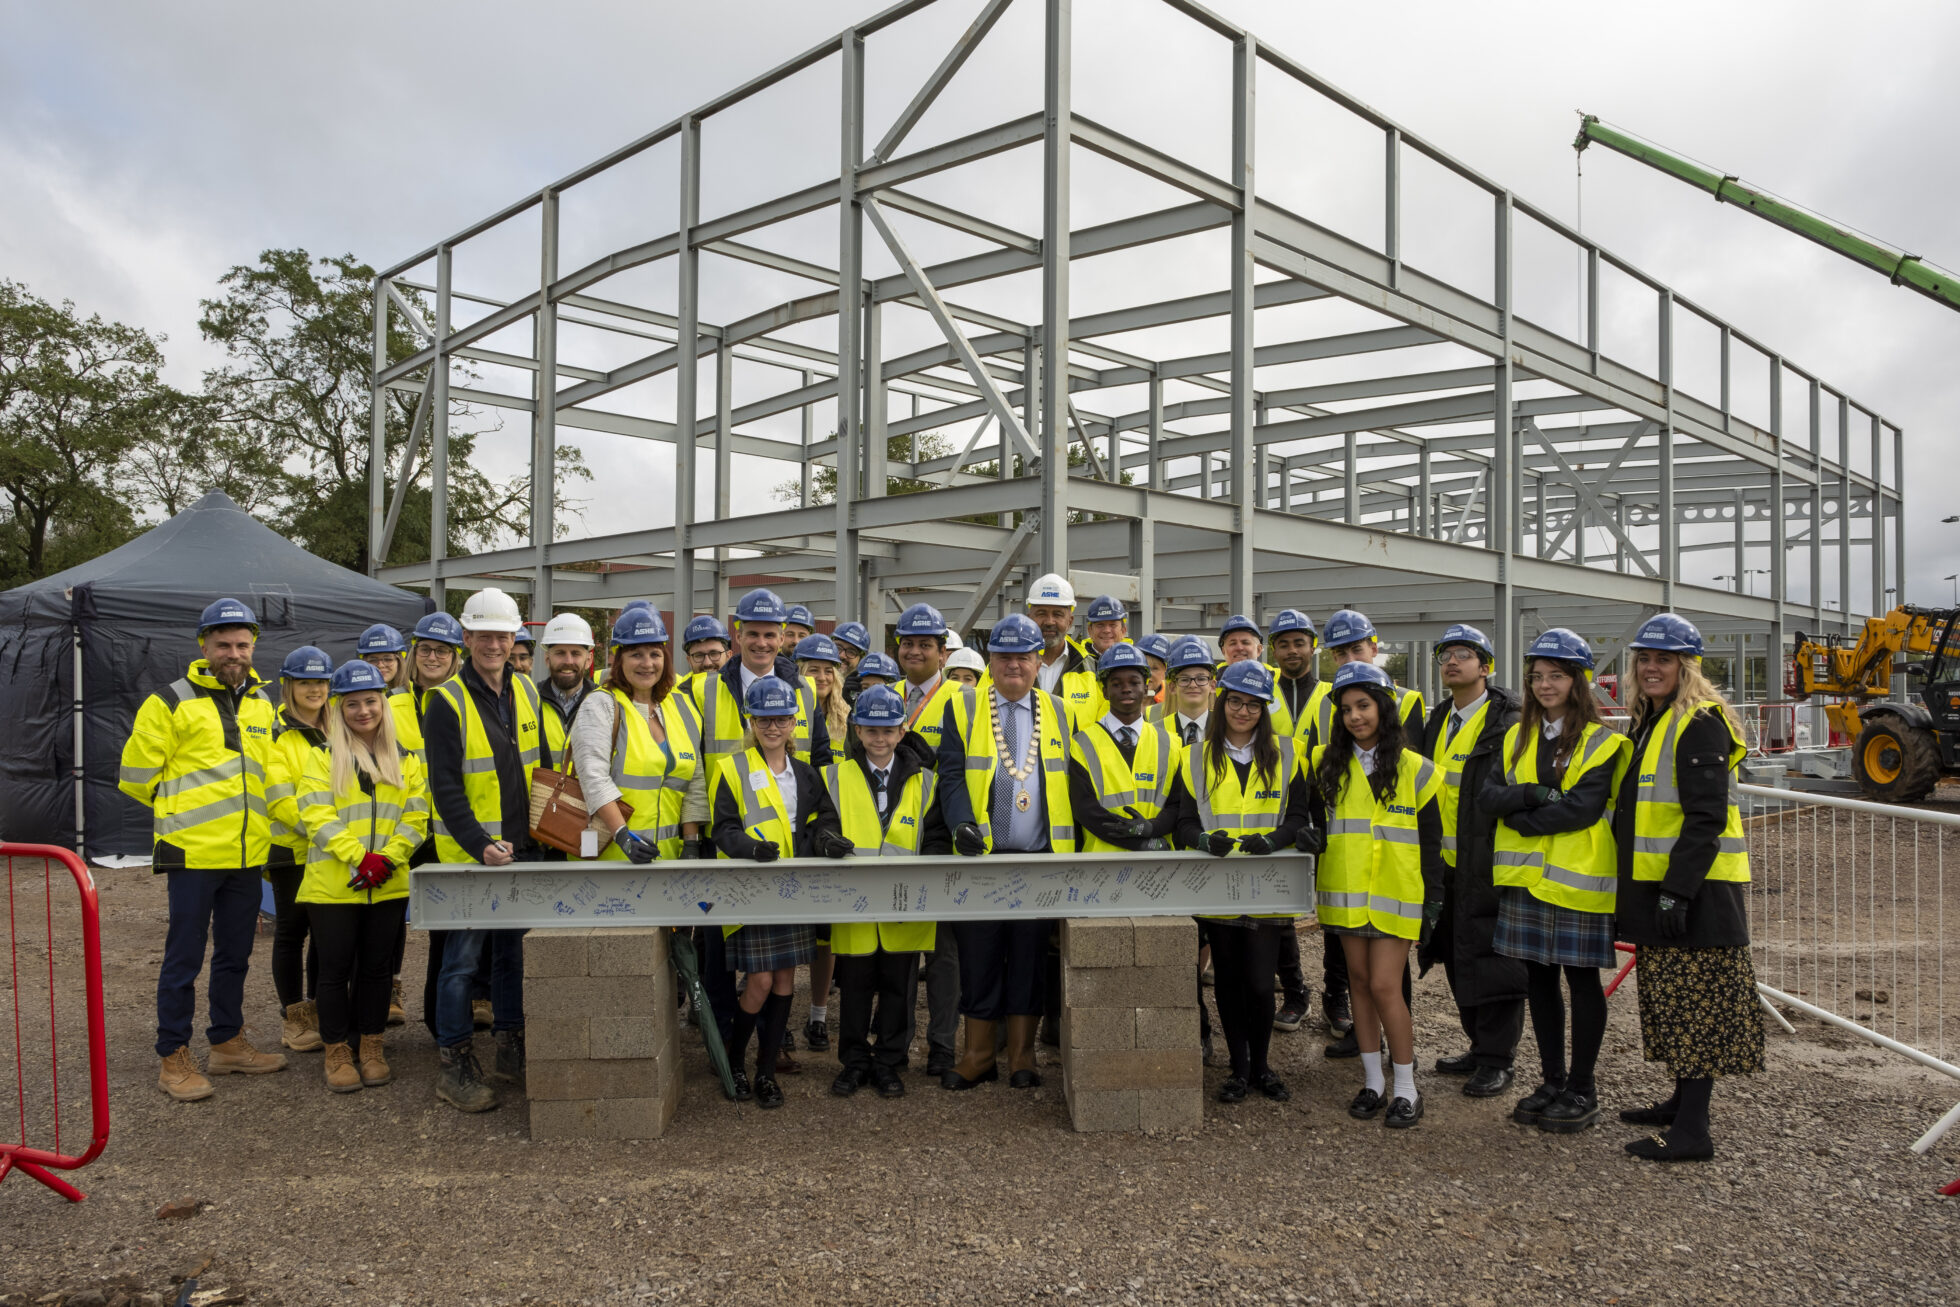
(944, 630, 964, 651)
(460, 587, 524, 633)
(541, 613, 594, 648)
(946, 647, 986, 676)
(1027, 572, 1075, 608)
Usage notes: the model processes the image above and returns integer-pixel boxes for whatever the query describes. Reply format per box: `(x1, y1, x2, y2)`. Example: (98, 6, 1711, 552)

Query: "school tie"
(992, 700, 1020, 835)
(871, 767, 889, 814)
(1182, 719, 1199, 746)
(1117, 725, 1135, 749)
(1448, 710, 1464, 744)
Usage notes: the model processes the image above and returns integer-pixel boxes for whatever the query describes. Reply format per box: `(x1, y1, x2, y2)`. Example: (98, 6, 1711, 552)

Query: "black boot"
(490, 1028, 526, 1086)
(1626, 1076, 1713, 1160)
(435, 1043, 497, 1113)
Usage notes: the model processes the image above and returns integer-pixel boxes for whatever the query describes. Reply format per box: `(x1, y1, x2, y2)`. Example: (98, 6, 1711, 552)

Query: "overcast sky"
(6, 0, 1956, 608)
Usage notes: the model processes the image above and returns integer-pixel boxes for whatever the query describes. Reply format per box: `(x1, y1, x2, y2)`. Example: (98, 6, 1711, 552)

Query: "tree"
(0, 281, 168, 587)
(773, 430, 957, 505)
(122, 389, 286, 518)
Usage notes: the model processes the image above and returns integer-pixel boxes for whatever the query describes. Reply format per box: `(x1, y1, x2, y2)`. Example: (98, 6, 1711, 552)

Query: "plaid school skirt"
(725, 922, 817, 973)
(1492, 887, 1617, 969)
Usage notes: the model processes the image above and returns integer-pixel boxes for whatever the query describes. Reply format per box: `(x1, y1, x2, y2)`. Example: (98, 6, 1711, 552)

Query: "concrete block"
(529, 1094, 675, 1141)
(1131, 915, 1197, 968)
(1065, 1047, 1200, 1093)
(1060, 1005, 1135, 1053)
(1134, 1005, 1199, 1050)
(526, 1016, 590, 1062)
(590, 1016, 662, 1061)
(1137, 1087, 1203, 1132)
(522, 974, 660, 1019)
(1061, 917, 1133, 969)
(523, 928, 592, 978)
(588, 927, 667, 977)
(1066, 1086, 1138, 1132)
(525, 1057, 660, 1101)
(1063, 963, 1193, 1010)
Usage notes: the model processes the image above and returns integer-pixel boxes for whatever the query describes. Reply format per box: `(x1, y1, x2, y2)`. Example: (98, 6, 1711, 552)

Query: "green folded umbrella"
(669, 929, 737, 1099)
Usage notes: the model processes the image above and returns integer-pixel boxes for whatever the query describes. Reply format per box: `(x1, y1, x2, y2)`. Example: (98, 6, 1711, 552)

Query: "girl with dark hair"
(1310, 662, 1445, 1128)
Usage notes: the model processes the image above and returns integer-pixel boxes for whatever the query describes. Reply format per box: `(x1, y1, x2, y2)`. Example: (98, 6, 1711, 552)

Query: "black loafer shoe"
(1347, 1087, 1385, 1120)
(1253, 1072, 1291, 1102)
(1538, 1090, 1599, 1134)
(1434, 1051, 1476, 1076)
(1218, 1075, 1249, 1104)
(1384, 1094, 1424, 1129)
(1322, 990, 1354, 1036)
(1009, 1068, 1042, 1090)
(1618, 1101, 1679, 1126)
(940, 1065, 998, 1091)
(1323, 1029, 1360, 1060)
(754, 1075, 785, 1109)
(729, 1069, 753, 1102)
(874, 1071, 905, 1098)
(1624, 1130, 1713, 1162)
(925, 1054, 954, 1079)
(831, 1067, 867, 1097)
(1512, 1081, 1565, 1125)
(803, 1020, 830, 1052)
(1463, 1065, 1514, 1098)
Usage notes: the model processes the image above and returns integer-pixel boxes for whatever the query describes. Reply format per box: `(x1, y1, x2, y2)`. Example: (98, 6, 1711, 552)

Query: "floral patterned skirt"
(1635, 945, 1766, 1078)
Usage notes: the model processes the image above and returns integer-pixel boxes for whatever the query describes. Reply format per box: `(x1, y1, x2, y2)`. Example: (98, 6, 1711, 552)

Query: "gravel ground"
(2, 868, 1957, 1306)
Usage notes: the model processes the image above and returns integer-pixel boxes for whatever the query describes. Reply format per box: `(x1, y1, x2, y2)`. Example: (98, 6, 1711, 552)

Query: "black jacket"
(715, 655, 833, 768)
(1480, 722, 1620, 841)
(1416, 685, 1526, 1000)
(423, 661, 541, 863)
(709, 754, 842, 859)
(1613, 707, 1749, 949)
(1163, 748, 1313, 851)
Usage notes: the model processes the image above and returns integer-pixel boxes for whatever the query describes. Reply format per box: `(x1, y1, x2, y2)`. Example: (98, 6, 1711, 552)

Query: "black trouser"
(836, 949, 919, 1074)
(1208, 920, 1285, 1080)
(695, 926, 737, 1043)
(952, 919, 1047, 1020)
(1442, 955, 1526, 1069)
(311, 899, 408, 1045)
(1322, 929, 1349, 999)
(1275, 926, 1310, 1010)
(265, 862, 318, 1008)
(1525, 961, 1607, 1093)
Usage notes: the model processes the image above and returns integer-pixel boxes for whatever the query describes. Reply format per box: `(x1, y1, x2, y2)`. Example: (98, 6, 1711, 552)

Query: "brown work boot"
(358, 1034, 392, 1087)
(387, 978, 406, 1027)
(323, 1042, 362, 1093)
(941, 1017, 999, 1090)
(157, 1046, 214, 1102)
(282, 1001, 323, 1052)
(1004, 1014, 1043, 1089)
(208, 1033, 288, 1075)
(472, 998, 493, 1029)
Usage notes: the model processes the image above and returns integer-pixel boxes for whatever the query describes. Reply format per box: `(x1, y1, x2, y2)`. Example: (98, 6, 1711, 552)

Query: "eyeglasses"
(1222, 695, 1264, 714)
(1173, 674, 1214, 689)
(1435, 648, 1480, 666)
(1526, 672, 1572, 686)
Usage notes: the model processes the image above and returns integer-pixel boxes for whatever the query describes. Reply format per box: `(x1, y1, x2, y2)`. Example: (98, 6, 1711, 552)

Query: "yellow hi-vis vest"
(1490, 722, 1631, 914)
(949, 685, 1077, 853)
(692, 667, 818, 767)
(1430, 696, 1495, 867)
(118, 660, 278, 870)
(1268, 675, 1321, 745)
(428, 671, 543, 863)
(1312, 746, 1444, 941)
(295, 747, 430, 906)
(1070, 719, 1180, 854)
(1184, 735, 1300, 921)
(823, 760, 936, 955)
(1631, 700, 1751, 884)
(708, 746, 803, 939)
(265, 707, 328, 864)
(390, 688, 427, 766)
(903, 673, 962, 756)
(597, 688, 704, 861)
(536, 674, 572, 767)
(1314, 680, 1425, 749)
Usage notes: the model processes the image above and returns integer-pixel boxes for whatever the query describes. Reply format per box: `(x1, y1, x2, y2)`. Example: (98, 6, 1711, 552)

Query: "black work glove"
(1294, 821, 1326, 856)
(1655, 892, 1690, 939)
(750, 840, 781, 864)
(1237, 833, 1275, 856)
(1204, 830, 1234, 858)
(679, 838, 708, 860)
(613, 826, 656, 865)
(953, 822, 986, 857)
(811, 829, 854, 859)
(1420, 895, 1445, 946)
(1522, 785, 1560, 809)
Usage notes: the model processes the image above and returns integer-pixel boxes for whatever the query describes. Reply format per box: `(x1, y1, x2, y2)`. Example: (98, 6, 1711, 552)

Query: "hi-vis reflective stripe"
(119, 762, 161, 786)
(157, 791, 267, 835)
(1493, 848, 1542, 873)
(1634, 834, 1749, 856)
(1192, 738, 1295, 833)
(1539, 863, 1617, 896)
(1316, 889, 1423, 923)
(1377, 825, 1422, 845)
(1071, 735, 1135, 808)
(1326, 817, 1371, 835)
(157, 756, 262, 798)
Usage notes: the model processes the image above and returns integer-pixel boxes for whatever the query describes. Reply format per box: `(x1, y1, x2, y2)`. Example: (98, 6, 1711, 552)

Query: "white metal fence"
(1738, 782, 1960, 1154)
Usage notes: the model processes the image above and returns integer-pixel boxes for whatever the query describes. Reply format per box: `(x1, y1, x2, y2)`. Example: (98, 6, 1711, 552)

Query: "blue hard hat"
(856, 652, 901, 682)
(513, 626, 536, 646)
(682, 614, 730, 649)
(1218, 613, 1261, 641)
(329, 660, 388, 697)
(831, 621, 871, 653)
(784, 604, 815, 629)
(1323, 609, 1377, 648)
(198, 598, 258, 636)
(621, 599, 654, 613)
(1330, 661, 1393, 694)
(1137, 632, 1173, 662)
(1166, 637, 1214, 673)
(896, 602, 947, 638)
(1526, 627, 1595, 670)
(612, 608, 669, 646)
(795, 633, 842, 664)
(1436, 622, 1495, 664)
(733, 588, 789, 624)
(1084, 594, 1128, 623)
(279, 646, 334, 680)
(1094, 642, 1149, 679)
(1218, 660, 1275, 702)
(412, 612, 465, 648)
(1628, 612, 1704, 657)
(986, 612, 1044, 655)
(744, 675, 800, 718)
(356, 623, 407, 656)
(849, 683, 907, 727)
(1270, 609, 1316, 640)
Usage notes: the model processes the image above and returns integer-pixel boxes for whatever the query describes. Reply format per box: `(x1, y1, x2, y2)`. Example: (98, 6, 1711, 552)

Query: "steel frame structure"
(366, 0, 1904, 691)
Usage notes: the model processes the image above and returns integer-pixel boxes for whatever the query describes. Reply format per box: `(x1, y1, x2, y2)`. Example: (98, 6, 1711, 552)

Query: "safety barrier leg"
(1603, 942, 1637, 998)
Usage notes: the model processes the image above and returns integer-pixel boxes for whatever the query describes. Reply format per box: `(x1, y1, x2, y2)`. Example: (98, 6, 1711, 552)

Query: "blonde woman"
(297, 661, 430, 1094)
(797, 633, 850, 742)
(1612, 614, 1761, 1162)
(266, 646, 334, 1052)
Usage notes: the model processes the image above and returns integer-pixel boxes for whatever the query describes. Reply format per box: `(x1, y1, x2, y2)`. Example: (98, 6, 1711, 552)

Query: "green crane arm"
(1574, 114, 1960, 314)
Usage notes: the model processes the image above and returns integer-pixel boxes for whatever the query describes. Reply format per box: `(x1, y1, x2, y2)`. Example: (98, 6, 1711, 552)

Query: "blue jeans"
(156, 869, 261, 1056)
(435, 929, 525, 1048)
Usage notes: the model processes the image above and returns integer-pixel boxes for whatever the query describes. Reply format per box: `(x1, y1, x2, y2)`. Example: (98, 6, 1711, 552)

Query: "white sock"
(809, 1004, 827, 1023)
(1392, 1060, 1418, 1103)
(1360, 1051, 1384, 1096)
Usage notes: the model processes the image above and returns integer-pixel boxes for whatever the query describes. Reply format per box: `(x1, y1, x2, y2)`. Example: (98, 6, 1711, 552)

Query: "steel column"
(836, 33, 866, 622)
(367, 279, 388, 577)
(1226, 35, 1257, 616)
(1038, 0, 1072, 578)
(672, 118, 702, 622)
(531, 189, 560, 617)
(430, 247, 452, 609)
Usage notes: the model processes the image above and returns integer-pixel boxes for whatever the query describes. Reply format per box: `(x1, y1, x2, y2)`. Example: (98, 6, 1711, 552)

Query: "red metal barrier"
(1604, 941, 1638, 999)
(1, 844, 109, 1201)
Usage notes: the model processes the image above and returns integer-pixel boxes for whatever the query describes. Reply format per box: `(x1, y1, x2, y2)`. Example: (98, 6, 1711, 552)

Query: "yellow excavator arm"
(1789, 607, 1951, 739)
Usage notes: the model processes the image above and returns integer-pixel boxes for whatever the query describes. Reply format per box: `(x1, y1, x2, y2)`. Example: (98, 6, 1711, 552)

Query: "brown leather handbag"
(528, 766, 632, 858)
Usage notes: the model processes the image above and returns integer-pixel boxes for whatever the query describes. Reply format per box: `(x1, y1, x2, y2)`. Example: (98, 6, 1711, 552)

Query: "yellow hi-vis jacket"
(1070, 718, 1179, 854)
(295, 747, 430, 905)
(596, 688, 704, 862)
(265, 707, 328, 866)
(1183, 735, 1300, 921)
(389, 687, 428, 766)
(947, 685, 1076, 853)
(1490, 722, 1631, 914)
(1312, 746, 1444, 941)
(427, 671, 543, 864)
(823, 759, 936, 954)
(1313, 680, 1425, 750)
(1631, 700, 1750, 884)
(118, 660, 277, 871)
(1430, 696, 1496, 867)
(1268, 675, 1322, 745)
(691, 666, 818, 767)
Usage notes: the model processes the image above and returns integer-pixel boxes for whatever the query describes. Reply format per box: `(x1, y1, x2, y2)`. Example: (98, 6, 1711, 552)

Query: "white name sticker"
(748, 770, 772, 792)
